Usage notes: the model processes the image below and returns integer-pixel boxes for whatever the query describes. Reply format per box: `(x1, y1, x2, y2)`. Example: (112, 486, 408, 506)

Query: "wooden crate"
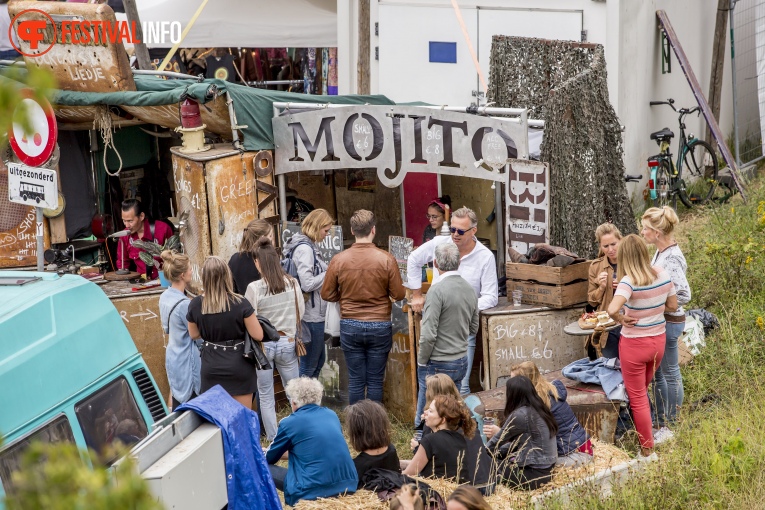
(505, 261, 591, 309)
(505, 260, 590, 284)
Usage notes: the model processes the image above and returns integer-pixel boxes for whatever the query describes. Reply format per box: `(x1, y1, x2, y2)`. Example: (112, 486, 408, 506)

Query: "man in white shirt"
(406, 206, 498, 395)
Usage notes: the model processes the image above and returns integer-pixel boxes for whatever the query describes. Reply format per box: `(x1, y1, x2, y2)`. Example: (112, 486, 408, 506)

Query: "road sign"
(8, 89, 58, 167)
(7, 162, 59, 209)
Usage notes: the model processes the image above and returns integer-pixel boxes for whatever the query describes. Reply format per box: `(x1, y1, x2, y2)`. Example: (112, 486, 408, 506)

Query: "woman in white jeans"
(245, 237, 304, 440)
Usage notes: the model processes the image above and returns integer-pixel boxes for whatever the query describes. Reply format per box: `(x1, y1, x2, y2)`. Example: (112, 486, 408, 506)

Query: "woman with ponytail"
(245, 237, 305, 440)
(158, 250, 201, 410)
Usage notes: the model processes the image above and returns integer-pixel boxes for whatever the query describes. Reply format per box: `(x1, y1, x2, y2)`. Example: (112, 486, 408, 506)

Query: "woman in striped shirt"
(607, 234, 678, 457)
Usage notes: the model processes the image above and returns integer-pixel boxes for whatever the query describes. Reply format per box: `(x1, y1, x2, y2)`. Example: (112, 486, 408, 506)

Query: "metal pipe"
(494, 179, 504, 273)
(0, 59, 25, 66)
(274, 105, 289, 222)
(225, 91, 242, 151)
(247, 80, 304, 86)
(132, 69, 201, 80)
(36, 208, 43, 272)
(729, 0, 741, 166)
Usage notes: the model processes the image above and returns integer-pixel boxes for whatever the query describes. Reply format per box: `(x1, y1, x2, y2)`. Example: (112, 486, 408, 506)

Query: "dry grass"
(293, 439, 628, 510)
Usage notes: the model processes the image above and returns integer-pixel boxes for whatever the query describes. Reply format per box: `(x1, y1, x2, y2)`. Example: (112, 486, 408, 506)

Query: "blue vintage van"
(0, 271, 167, 501)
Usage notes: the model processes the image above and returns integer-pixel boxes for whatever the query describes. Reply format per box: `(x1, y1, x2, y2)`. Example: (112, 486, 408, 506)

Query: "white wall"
(618, 0, 733, 198)
(337, 0, 735, 200)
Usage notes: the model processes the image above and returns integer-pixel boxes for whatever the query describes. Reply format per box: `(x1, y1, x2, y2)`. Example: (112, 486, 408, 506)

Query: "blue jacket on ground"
(266, 403, 357, 506)
(561, 357, 628, 402)
(177, 385, 281, 510)
(550, 380, 590, 456)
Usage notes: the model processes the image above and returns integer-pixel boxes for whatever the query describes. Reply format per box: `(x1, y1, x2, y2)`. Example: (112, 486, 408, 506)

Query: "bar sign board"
(7, 163, 58, 209)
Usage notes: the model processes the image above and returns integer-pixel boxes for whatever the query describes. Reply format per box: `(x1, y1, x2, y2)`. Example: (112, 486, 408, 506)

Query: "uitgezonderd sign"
(272, 106, 530, 188)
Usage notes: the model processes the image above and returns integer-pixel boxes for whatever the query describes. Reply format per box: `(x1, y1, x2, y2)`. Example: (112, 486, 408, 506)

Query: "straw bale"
(291, 439, 629, 509)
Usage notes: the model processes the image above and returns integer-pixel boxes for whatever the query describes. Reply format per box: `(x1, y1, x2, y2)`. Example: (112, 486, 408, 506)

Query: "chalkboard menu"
(280, 222, 343, 262)
(388, 236, 413, 281)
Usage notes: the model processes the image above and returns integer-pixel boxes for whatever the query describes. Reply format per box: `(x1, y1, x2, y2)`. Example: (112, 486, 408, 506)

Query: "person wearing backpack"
(282, 209, 333, 378)
(158, 250, 201, 410)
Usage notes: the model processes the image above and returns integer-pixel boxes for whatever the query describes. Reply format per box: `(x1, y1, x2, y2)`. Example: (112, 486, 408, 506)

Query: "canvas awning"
(134, 0, 337, 48)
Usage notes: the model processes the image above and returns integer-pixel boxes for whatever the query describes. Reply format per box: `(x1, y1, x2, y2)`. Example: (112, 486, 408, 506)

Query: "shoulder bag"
(243, 331, 271, 370)
(292, 281, 307, 357)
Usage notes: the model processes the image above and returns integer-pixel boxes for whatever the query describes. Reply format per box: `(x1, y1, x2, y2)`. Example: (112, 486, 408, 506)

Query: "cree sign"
(272, 106, 530, 188)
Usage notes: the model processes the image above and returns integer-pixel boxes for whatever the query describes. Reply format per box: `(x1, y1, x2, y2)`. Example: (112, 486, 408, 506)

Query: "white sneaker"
(653, 426, 675, 445)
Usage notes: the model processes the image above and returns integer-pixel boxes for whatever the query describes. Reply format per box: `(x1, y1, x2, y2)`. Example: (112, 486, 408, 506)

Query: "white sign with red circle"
(8, 89, 57, 167)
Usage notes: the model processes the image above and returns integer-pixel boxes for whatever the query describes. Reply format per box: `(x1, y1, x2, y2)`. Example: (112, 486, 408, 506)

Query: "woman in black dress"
(187, 256, 264, 408)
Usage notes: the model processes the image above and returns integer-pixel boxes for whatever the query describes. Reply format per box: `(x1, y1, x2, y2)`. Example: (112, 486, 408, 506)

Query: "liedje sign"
(272, 106, 530, 188)
(7, 163, 59, 209)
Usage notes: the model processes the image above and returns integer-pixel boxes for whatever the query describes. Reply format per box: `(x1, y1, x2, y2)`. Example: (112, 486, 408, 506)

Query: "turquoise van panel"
(0, 272, 145, 438)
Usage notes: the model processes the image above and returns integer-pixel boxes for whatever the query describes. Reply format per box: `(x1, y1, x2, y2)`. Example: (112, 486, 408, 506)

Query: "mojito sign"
(272, 105, 530, 188)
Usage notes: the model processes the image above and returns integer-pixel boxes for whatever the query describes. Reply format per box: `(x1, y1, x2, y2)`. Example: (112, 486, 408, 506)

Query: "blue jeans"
(602, 326, 622, 359)
(415, 357, 467, 426)
(459, 334, 477, 395)
(340, 320, 392, 404)
(299, 321, 326, 378)
(652, 321, 685, 426)
(268, 464, 287, 491)
(258, 337, 300, 440)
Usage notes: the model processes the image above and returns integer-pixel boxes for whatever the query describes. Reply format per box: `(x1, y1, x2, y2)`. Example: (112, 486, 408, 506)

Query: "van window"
(74, 377, 148, 456)
(0, 415, 76, 496)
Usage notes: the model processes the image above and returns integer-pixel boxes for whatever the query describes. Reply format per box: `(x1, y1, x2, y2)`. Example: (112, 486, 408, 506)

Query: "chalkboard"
(281, 222, 343, 262)
(482, 306, 585, 389)
(388, 236, 413, 281)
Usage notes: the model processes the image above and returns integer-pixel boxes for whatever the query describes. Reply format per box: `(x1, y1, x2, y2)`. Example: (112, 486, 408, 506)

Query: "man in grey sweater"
(414, 243, 478, 426)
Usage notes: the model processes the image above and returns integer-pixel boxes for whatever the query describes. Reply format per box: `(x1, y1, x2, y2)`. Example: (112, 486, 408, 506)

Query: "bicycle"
(647, 98, 720, 209)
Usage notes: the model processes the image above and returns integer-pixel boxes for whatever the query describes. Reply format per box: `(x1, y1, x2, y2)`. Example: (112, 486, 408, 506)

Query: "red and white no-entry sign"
(8, 88, 57, 167)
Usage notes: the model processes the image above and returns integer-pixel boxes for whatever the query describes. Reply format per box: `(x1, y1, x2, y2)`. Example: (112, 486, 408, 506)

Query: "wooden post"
(357, 0, 370, 95)
(123, 0, 153, 71)
(706, 0, 729, 145)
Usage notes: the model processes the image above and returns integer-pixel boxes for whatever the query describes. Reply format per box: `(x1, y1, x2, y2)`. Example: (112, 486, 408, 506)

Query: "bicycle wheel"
(679, 140, 719, 206)
(652, 160, 675, 209)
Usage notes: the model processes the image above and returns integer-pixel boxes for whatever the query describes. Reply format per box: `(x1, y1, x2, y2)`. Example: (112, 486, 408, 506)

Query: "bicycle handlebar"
(624, 174, 642, 183)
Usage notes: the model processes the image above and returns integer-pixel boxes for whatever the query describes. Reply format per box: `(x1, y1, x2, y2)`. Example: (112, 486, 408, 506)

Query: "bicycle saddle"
(650, 127, 674, 141)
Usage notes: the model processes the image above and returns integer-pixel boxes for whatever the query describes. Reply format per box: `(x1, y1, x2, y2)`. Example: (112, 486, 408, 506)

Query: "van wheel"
(22, 193, 28, 201)
(35, 197, 40, 204)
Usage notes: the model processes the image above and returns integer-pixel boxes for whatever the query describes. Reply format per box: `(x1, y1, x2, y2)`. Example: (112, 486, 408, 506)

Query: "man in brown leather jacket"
(321, 210, 406, 404)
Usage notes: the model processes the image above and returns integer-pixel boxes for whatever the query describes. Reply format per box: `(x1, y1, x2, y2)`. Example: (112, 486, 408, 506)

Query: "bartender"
(117, 199, 172, 279)
(422, 195, 451, 244)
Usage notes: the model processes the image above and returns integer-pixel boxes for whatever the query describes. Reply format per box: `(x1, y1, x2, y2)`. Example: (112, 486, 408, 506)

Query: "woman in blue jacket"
(266, 377, 357, 506)
(511, 361, 592, 467)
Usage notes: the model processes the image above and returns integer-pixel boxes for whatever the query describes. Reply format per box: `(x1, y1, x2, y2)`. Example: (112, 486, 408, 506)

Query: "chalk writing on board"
(281, 222, 343, 262)
(390, 336, 410, 354)
(388, 235, 413, 281)
(495, 342, 553, 361)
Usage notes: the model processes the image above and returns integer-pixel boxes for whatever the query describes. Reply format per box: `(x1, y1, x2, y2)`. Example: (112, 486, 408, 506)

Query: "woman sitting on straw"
(402, 395, 475, 483)
(266, 377, 358, 506)
(511, 361, 593, 467)
(484, 376, 558, 490)
(410, 374, 492, 489)
(345, 399, 401, 487)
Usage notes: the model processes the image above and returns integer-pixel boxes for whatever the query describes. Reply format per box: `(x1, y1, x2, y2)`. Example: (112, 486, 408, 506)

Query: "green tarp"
(50, 76, 395, 151)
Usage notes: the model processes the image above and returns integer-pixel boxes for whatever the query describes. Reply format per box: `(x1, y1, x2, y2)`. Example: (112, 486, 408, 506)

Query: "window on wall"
(0, 415, 77, 496)
(74, 377, 148, 460)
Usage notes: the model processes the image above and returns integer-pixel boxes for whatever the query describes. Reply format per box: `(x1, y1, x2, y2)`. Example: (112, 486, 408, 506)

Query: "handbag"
(243, 331, 271, 370)
(325, 301, 340, 337)
(292, 282, 307, 357)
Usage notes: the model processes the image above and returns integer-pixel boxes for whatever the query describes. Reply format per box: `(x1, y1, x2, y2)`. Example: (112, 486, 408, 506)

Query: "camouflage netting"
(489, 36, 637, 259)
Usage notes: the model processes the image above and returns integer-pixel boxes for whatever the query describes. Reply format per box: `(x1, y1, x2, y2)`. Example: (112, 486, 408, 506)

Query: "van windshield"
(74, 377, 148, 457)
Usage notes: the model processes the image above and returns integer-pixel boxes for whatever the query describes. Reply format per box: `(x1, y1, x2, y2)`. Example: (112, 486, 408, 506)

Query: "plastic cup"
(425, 268, 433, 284)
(483, 417, 495, 427)
(512, 290, 523, 306)
(413, 431, 423, 442)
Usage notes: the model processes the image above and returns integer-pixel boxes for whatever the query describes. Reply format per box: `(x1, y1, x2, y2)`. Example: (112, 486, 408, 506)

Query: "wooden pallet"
(506, 261, 590, 309)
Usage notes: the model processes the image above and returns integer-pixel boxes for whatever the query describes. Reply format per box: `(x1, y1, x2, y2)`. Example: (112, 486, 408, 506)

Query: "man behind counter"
(117, 199, 173, 280)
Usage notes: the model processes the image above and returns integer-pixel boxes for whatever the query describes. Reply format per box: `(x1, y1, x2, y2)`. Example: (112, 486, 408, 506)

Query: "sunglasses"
(426, 214, 443, 220)
(450, 226, 475, 236)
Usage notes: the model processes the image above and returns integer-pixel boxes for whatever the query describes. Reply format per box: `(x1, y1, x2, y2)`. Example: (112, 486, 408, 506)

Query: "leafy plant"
(133, 235, 181, 268)
(2, 441, 164, 510)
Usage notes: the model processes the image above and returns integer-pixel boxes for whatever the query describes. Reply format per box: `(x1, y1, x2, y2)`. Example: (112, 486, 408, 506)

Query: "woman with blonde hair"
(511, 361, 592, 467)
(245, 238, 304, 440)
(228, 218, 273, 294)
(283, 208, 333, 378)
(641, 206, 689, 443)
(186, 256, 264, 408)
(586, 222, 623, 358)
(159, 250, 200, 410)
(607, 234, 678, 457)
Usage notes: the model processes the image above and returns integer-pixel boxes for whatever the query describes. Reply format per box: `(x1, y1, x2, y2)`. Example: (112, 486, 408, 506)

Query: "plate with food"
(578, 311, 617, 330)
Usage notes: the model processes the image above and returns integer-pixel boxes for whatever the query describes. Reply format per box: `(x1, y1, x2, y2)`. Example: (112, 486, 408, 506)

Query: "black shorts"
(200, 341, 257, 396)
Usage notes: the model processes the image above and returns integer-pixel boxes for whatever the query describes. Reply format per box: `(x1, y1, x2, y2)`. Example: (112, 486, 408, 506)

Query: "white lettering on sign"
(67, 65, 106, 83)
(36, 221, 43, 237)
(281, 222, 343, 262)
(390, 337, 410, 354)
(495, 341, 553, 361)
